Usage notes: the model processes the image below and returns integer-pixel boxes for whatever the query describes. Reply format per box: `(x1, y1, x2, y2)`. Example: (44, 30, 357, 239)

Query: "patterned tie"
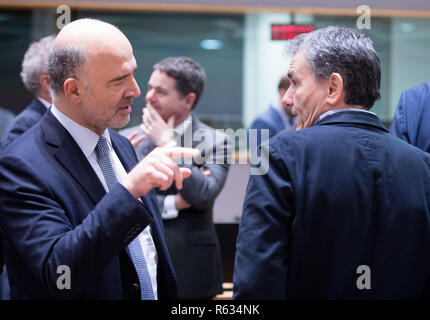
(94, 136, 155, 300)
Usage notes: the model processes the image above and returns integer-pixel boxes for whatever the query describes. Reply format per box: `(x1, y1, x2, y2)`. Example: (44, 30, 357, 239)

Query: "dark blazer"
(120, 113, 231, 298)
(390, 81, 430, 152)
(234, 110, 430, 299)
(1, 98, 47, 149)
(0, 110, 177, 300)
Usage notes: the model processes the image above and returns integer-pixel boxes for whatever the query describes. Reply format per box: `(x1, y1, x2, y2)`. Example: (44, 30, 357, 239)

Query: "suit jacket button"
(132, 283, 140, 292)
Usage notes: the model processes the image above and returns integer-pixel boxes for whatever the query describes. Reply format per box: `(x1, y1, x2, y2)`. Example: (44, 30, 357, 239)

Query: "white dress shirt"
(161, 115, 192, 220)
(51, 105, 158, 299)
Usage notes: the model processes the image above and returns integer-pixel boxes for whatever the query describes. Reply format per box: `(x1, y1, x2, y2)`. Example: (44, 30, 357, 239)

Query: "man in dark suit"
(121, 57, 231, 299)
(1, 35, 55, 149)
(249, 75, 296, 147)
(233, 26, 430, 299)
(0, 107, 15, 299)
(0, 19, 197, 300)
(390, 81, 430, 152)
(0, 34, 54, 301)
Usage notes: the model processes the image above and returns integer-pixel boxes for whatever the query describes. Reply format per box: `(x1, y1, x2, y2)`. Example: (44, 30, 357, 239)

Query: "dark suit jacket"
(1, 98, 47, 149)
(234, 110, 430, 299)
(390, 81, 430, 152)
(120, 113, 231, 298)
(0, 110, 177, 299)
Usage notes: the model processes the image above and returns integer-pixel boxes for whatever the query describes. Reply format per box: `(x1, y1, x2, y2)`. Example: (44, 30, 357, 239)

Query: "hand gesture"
(141, 105, 176, 147)
(127, 130, 146, 149)
(121, 147, 199, 198)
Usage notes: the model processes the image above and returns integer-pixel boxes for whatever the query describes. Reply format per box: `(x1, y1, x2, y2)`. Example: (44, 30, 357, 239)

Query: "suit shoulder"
(1, 124, 44, 164)
(403, 81, 430, 104)
(1, 106, 43, 146)
(250, 108, 278, 129)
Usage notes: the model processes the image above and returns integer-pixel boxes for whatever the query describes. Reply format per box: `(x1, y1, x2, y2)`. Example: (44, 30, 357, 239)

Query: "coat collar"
(40, 110, 134, 205)
(313, 109, 389, 133)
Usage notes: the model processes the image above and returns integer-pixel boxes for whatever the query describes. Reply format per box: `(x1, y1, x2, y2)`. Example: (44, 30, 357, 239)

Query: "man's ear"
(327, 73, 344, 106)
(184, 92, 196, 111)
(39, 74, 52, 101)
(63, 78, 82, 103)
(39, 74, 50, 92)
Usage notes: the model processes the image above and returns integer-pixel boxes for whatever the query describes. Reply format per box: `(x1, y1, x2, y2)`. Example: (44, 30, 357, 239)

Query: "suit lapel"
(41, 111, 106, 205)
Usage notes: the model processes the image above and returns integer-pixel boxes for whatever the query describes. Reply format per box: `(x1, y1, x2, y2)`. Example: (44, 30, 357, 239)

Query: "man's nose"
(282, 87, 293, 107)
(126, 77, 141, 98)
(145, 88, 155, 102)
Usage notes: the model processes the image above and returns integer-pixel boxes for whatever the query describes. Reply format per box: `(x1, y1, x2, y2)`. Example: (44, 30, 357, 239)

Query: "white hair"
(20, 35, 55, 96)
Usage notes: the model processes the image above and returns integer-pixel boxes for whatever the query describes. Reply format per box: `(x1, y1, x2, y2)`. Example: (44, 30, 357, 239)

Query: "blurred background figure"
(0, 107, 14, 300)
(249, 75, 296, 147)
(121, 57, 231, 299)
(1, 35, 54, 149)
(0, 108, 15, 139)
(1, 35, 54, 301)
(390, 81, 430, 152)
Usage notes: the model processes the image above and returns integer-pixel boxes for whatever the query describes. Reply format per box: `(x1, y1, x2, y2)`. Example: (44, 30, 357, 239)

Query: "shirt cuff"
(161, 195, 179, 220)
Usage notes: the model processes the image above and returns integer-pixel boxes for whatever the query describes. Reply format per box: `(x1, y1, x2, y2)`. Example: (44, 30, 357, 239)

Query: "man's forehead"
(288, 52, 309, 77)
(149, 70, 175, 87)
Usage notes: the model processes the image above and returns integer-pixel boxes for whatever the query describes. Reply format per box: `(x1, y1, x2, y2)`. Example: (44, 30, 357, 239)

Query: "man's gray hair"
(20, 35, 55, 96)
(48, 45, 87, 97)
(154, 57, 206, 110)
(285, 26, 381, 109)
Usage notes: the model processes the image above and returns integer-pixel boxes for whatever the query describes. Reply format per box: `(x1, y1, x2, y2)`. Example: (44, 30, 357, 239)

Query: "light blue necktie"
(94, 136, 155, 300)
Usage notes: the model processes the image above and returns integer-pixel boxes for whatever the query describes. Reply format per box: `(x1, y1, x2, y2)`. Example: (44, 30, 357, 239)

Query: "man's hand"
(121, 147, 199, 199)
(174, 167, 211, 210)
(175, 194, 191, 210)
(199, 167, 211, 176)
(141, 105, 176, 147)
(127, 130, 146, 149)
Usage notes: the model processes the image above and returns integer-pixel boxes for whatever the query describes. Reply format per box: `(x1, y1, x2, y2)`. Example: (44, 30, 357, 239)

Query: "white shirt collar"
(37, 97, 51, 109)
(50, 104, 112, 157)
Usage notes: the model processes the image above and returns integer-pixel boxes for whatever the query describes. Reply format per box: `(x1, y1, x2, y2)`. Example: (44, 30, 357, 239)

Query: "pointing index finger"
(162, 147, 199, 159)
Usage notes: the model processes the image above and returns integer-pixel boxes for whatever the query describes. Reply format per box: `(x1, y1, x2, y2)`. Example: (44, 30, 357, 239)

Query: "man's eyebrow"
(109, 65, 138, 83)
(109, 73, 130, 83)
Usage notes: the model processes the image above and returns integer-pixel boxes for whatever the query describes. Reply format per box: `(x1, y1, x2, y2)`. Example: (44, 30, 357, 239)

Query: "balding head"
(48, 18, 140, 135)
(54, 18, 130, 55)
(49, 18, 132, 98)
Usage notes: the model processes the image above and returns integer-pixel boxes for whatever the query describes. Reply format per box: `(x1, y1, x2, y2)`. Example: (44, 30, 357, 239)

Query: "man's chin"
(111, 114, 131, 130)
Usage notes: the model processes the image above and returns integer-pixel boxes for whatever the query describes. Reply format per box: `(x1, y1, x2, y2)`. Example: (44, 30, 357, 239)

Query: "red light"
(271, 24, 315, 40)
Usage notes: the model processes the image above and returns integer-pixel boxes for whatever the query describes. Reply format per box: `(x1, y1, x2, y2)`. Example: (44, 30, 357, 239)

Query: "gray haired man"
(1, 35, 55, 149)
(233, 26, 430, 299)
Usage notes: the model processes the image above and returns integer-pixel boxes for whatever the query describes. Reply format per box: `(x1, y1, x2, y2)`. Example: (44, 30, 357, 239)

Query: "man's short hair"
(48, 45, 87, 98)
(153, 57, 206, 110)
(285, 26, 381, 109)
(20, 35, 55, 96)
